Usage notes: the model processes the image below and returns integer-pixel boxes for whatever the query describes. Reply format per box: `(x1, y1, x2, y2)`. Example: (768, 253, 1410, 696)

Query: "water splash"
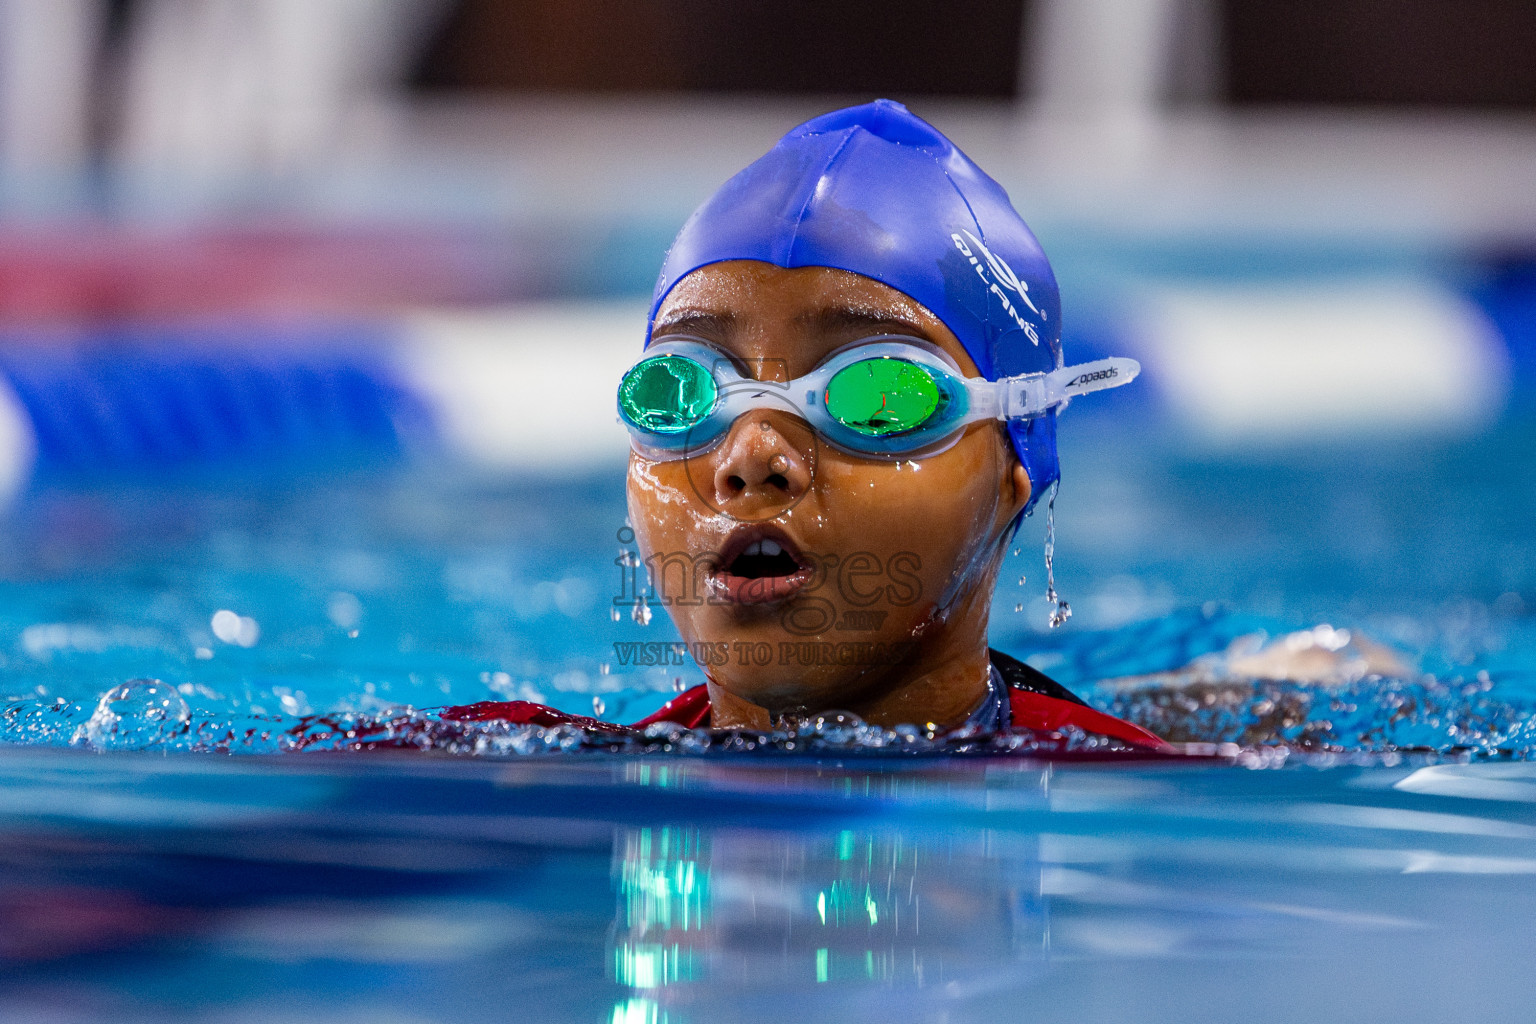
(1043, 483, 1071, 629)
(267, 707, 1142, 758)
(74, 679, 191, 751)
(1, 669, 1532, 762)
(1101, 673, 1535, 757)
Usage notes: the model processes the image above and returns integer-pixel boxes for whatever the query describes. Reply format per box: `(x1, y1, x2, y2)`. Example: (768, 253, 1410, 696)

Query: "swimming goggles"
(618, 335, 1139, 461)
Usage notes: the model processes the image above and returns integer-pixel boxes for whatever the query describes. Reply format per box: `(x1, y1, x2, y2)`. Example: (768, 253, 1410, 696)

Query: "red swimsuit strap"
(442, 683, 1168, 752)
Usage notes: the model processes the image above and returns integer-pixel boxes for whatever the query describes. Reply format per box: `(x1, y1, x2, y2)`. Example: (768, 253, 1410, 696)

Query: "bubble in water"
(631, 594, 652, 626)
(75, 679, 191, 751)
(592, 696, 606, 718)
(808, 711, 864, 746)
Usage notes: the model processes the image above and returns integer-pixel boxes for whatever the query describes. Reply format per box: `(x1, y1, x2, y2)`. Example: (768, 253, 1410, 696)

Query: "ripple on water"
(0, 670, 1528, 763)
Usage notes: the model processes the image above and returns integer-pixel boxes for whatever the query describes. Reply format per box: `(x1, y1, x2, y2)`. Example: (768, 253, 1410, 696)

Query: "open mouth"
(726, 538, 801, 580)
(712, 530, 811, 604)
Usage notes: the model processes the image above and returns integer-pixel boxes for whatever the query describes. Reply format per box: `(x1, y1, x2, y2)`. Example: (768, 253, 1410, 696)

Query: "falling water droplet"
(1043, 482, 1072, 629)
(599, 662, 611, 676)
(1014, 603, 1024, 613)
(1017, 575, 1027, 586)
(1048, 599, 1072, 628)
(609, 607, 622, 622)
(632, 593, 652, 626)
(672, 677, 686, 693)
(592, 696, 606, 718)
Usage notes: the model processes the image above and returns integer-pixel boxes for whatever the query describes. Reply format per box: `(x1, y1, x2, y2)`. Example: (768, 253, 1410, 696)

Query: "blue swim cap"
(649, 99, 1062, 511)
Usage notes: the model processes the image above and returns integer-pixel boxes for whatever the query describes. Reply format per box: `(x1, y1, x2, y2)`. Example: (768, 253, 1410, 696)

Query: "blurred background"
(0, 0, 1531, 484)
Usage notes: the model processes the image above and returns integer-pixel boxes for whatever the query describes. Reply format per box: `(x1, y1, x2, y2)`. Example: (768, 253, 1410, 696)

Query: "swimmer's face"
(626, 261, 1031, 728)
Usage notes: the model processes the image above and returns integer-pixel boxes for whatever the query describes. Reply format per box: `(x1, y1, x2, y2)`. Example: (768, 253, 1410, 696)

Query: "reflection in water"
(610, 815, 1047, 1020)
(614, 827, 707, 990)
(0, 753, 1533, 1021)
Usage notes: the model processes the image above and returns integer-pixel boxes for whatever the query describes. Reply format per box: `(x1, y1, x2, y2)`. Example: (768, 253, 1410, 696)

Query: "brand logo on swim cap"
(951, 230, 1042, 345)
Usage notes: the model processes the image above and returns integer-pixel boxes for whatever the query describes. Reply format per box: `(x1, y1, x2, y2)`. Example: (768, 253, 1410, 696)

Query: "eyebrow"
(652, 304, 931, 343)
(796, 306, 931, 340)
(652, 309, 734, 337)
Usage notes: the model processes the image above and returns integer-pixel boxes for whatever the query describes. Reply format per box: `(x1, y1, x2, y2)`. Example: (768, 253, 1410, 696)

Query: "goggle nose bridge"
(711, 355, 791, 385)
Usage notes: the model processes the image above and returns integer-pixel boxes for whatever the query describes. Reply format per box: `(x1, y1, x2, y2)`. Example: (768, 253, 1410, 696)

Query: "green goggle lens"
(619, 355, 718, 433)
(824, 358, 943, 437)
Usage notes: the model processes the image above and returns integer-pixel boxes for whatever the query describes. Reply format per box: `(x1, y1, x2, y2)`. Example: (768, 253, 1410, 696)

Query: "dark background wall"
(1222, 0, 1536, 107)
(410, 0, 1536, 109)
(411, 0, 1027, 97)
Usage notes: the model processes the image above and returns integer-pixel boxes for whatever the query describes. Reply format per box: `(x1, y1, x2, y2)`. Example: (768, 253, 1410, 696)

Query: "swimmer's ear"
(1005, 459, 1032, 524)
(995, 457, 1032, 543)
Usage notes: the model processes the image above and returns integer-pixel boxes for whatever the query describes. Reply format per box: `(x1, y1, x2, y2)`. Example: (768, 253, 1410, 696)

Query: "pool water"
(0, 405, 1533, 1020)
(3, 752, 1536, 1022)
(0, 409, 1531, 753)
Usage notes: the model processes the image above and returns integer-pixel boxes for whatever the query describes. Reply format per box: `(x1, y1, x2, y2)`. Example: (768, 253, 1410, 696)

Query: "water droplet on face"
(75, 679, 191, 751)
(592, 696, 606, 718)
(631, 594, 652, 626)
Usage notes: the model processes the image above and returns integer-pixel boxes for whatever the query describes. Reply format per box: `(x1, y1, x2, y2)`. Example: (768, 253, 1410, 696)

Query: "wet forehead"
(653, 261, 980, 380)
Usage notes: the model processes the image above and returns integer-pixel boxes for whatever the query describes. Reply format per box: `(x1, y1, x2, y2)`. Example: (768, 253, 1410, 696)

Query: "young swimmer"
(446, 99, 1167, 751)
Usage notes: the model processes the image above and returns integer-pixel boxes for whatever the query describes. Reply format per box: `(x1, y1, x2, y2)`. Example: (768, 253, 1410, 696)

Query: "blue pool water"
(0, 402, 1533, 1019)
(1, 409, 1531, 752)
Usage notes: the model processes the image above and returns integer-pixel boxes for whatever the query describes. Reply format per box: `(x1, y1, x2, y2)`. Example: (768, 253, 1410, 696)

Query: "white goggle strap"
(997, 357, 1140, 420)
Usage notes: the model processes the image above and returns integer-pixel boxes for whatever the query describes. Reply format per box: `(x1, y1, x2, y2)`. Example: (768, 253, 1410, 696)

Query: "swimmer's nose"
(711, 414, 811, 509)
